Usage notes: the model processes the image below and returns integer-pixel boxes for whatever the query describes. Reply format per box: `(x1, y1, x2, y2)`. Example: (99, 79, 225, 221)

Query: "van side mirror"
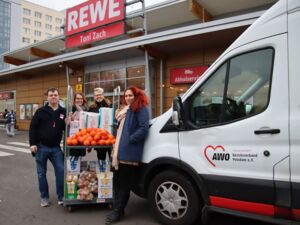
(172, 97, 184, 129)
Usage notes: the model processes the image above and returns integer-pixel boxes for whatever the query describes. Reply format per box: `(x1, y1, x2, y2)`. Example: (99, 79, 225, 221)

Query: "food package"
(66, 156, 81, 174)
(78, 108, 113, 133)
(79, 111, 87, 129)
(99, 108, 113, 133)
(97, 172, 113, 199)
(86, 112, 99, 128)
(65, 174, 78, 199)
(69, 120, 80, 137)
(77, 171, 98, 200)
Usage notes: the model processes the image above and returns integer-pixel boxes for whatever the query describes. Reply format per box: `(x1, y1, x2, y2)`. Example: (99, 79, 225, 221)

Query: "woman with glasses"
(69, 92, 88, 157)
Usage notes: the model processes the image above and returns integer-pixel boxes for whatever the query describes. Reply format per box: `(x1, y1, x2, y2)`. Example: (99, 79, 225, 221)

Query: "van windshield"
(189, 48, 274, 127)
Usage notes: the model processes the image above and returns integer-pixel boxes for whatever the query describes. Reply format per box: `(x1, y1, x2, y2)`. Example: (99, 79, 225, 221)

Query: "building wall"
(20, 0, 65, 46)
(0, 0, 21, 70)
(154, 47, 226, 116)
(0, 67, 82, 130)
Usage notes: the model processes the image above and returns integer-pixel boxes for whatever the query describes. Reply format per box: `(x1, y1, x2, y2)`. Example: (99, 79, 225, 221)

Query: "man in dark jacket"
(29, 88, 66, 207)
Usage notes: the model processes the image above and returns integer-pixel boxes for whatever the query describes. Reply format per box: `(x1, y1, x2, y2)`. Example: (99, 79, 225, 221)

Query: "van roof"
(224, 0, 289, 54)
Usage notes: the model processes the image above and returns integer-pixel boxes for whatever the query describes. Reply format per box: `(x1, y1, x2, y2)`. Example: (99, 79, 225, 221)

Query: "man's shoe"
(58, 200, 64, 206)
(41, 198, 50, 207)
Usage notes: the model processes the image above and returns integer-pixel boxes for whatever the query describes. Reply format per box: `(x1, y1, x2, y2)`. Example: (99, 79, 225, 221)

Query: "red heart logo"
(204, 145, 225, 167)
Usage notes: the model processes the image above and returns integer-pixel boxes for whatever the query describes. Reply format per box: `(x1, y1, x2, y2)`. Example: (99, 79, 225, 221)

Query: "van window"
(189, 48, 273, 128)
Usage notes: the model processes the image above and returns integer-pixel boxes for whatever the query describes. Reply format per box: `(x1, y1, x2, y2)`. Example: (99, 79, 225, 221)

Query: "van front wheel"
(148, 171, 200, 225)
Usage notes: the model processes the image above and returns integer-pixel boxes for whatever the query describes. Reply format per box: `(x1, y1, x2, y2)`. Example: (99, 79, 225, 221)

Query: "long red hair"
(122, 86, 149, 112)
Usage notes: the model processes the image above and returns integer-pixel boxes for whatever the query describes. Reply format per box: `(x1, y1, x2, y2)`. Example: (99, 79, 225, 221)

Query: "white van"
(134, 0, 300, 225)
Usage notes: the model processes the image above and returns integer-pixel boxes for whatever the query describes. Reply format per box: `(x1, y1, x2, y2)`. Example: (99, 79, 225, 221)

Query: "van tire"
(148, 170, 200, 225)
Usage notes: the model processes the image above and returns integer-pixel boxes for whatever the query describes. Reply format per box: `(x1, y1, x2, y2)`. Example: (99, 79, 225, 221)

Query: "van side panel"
(288, 1, 300, 220)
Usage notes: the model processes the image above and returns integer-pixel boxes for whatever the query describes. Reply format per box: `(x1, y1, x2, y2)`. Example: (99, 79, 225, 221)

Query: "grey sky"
(26, 0, 166, 11)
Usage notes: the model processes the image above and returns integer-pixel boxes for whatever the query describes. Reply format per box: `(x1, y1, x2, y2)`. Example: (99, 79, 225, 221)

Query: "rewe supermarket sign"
(66, 0, 124, 36)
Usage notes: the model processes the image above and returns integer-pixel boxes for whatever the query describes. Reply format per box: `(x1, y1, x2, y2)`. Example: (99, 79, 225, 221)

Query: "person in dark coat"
(29, 87, 66, 207)
(5, 109, 16, 137)
(105, 86, 149, 224)
(88, 87, 112, 160)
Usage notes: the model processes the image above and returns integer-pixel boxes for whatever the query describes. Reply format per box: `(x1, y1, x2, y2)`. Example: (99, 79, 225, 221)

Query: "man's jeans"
(6, 123, 15, 136)
(35, 144, 64, 201)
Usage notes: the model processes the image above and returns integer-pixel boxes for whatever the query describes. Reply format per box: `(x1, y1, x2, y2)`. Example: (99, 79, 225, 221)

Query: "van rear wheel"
(148, 171, 200, 225)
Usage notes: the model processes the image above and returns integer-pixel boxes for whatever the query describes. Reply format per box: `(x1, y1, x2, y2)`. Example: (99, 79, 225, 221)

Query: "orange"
(81, 129, 87, 135)
(71, 139, 78, 146)
(98, 140, 105, 145)
(108, 134, 114, 139)
(101, 135, 108, 140)
(83, 140, 90, 146)
(78, 136, 85, 144)
(94, 134, 100, 141)
(66, 137, 73, 145)
(90, 130, 96, 137)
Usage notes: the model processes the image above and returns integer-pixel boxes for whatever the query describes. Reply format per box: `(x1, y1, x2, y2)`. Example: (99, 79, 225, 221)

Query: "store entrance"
(84, 65, 145, 106)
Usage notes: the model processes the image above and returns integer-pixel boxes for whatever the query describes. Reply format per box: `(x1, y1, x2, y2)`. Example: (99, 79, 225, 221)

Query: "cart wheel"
(67, 206, 73, 212)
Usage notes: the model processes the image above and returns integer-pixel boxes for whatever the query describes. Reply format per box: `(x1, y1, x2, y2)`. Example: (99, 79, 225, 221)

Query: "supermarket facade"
(0, 0, 277, 130)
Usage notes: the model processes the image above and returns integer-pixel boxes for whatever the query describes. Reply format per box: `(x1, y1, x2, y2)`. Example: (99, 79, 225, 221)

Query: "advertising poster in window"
(32, 104, 39, 116)
(20, 104, 25, 120)
(25, 104, 32, 120)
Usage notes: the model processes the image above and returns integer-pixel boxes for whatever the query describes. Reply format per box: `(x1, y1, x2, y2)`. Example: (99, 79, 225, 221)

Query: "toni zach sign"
(66, 0, 125, 48)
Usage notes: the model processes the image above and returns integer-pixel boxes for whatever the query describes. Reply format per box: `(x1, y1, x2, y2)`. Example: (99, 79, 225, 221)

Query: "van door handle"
(254, 129, 280, 135)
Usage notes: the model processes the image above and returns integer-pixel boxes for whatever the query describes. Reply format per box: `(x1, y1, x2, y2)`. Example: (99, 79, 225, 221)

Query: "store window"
(84, 65, 145, 105)
(127, 66, 145, 90)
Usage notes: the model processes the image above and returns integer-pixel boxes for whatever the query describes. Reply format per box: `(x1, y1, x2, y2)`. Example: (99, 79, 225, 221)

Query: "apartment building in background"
(20, 0, 65, 46)
(0, 0, 21, 70)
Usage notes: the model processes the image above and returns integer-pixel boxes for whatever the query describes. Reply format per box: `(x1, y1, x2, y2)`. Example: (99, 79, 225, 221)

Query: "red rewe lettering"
(66, 0, 124, 36)
(204, 145, 225, 167)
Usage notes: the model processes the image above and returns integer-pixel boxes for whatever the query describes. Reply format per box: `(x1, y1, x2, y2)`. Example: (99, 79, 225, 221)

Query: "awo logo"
(204, 145, 230, 167)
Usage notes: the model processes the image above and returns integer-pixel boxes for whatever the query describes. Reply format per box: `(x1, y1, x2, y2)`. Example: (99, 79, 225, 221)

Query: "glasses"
(76, 98, 83, 100)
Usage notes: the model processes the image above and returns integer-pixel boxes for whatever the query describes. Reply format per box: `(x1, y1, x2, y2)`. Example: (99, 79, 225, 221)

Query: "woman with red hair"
(105, 86, 150, 224)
